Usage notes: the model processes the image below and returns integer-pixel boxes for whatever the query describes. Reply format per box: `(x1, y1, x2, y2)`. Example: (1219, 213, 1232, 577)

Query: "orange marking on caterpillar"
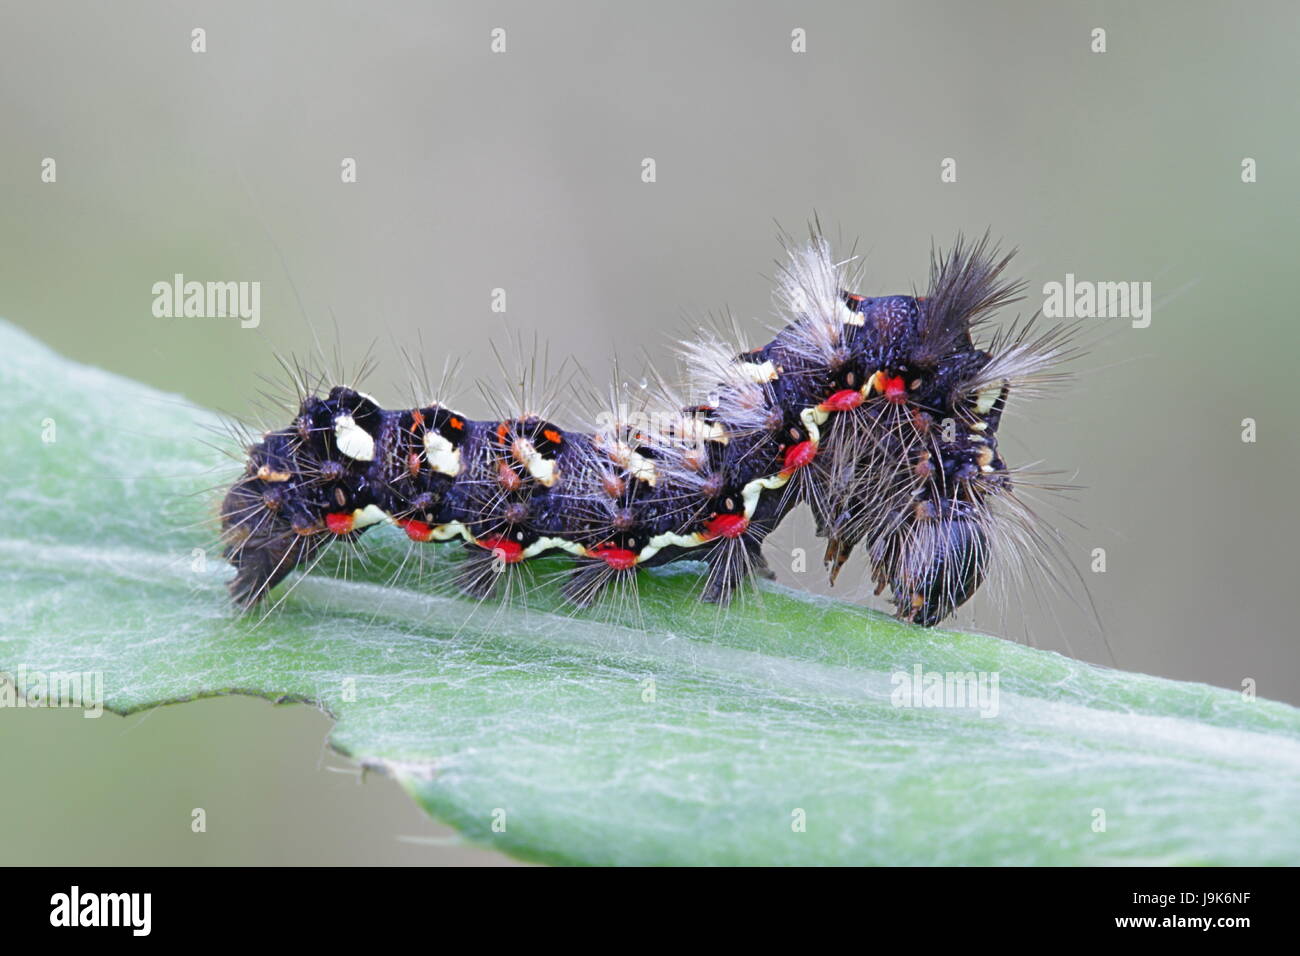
(704, 513, 749, 539)
(410, 408, 425, 430)
(478, 536, 524, 563)
(398, 518, 434, 542)
(782, 439, 816, 474)
(819, 389, 864, 412)
(591, 544, 638, 570)
(543, 428, 563, 444)
(868, 371, 908, 403)
(882, 374, 907, 403)
(325, 512, 355, 535)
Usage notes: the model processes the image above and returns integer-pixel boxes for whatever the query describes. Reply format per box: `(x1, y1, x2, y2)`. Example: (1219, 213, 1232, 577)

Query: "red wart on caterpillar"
(220, 229, 1078, 626)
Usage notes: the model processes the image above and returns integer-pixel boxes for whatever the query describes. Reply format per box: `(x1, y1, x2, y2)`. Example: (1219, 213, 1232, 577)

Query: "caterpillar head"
(870, 498, 990, 626)
(783, 233, 1074, 626)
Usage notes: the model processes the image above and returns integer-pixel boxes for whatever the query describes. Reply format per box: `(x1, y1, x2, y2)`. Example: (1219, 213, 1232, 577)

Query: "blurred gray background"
(2, 0, 1297, 864)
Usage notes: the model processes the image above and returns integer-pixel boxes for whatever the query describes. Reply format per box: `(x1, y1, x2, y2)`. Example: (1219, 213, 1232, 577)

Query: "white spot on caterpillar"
(673, 417, 729, 444)
(334, 415, 375, 461)
(973, 384, 1002, 415)
(529, 457, 557, 486)
(734, 359, 779, 383)
(422, 430, 462, 476)
(511, 437, 559, 487)
(605, 441, 658, 485)
(838, 300, 863, 326)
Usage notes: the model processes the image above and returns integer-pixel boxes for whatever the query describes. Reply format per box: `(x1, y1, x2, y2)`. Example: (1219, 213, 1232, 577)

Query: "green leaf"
(3, 319, 1297, 865)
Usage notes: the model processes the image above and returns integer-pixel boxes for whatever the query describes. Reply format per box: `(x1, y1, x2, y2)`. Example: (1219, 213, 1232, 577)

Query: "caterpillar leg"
(808, 492, 861, 586)
(822, 536, 857, 586)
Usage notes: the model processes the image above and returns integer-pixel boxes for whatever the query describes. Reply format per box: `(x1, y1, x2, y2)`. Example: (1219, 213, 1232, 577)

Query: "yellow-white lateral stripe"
(522, 536, 588, 559)
(426, 521, 471, 542)
(364, 512, 593, 560)
(740, 472, 791, 519)
(634, 530, 709, 564)
(352, 504, 391, 530)
(800, 405, 829, 444)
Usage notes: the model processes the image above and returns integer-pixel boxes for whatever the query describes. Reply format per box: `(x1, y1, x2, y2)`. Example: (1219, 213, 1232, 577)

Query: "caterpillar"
(219, 229, 1074, 626)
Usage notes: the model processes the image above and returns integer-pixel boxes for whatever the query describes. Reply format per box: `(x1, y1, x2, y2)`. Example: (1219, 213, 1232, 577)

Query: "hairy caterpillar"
(220, 230, 1073, 626)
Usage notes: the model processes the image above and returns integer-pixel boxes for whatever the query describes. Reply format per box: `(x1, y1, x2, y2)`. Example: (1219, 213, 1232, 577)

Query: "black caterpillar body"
(221, 232, 1067, 626)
